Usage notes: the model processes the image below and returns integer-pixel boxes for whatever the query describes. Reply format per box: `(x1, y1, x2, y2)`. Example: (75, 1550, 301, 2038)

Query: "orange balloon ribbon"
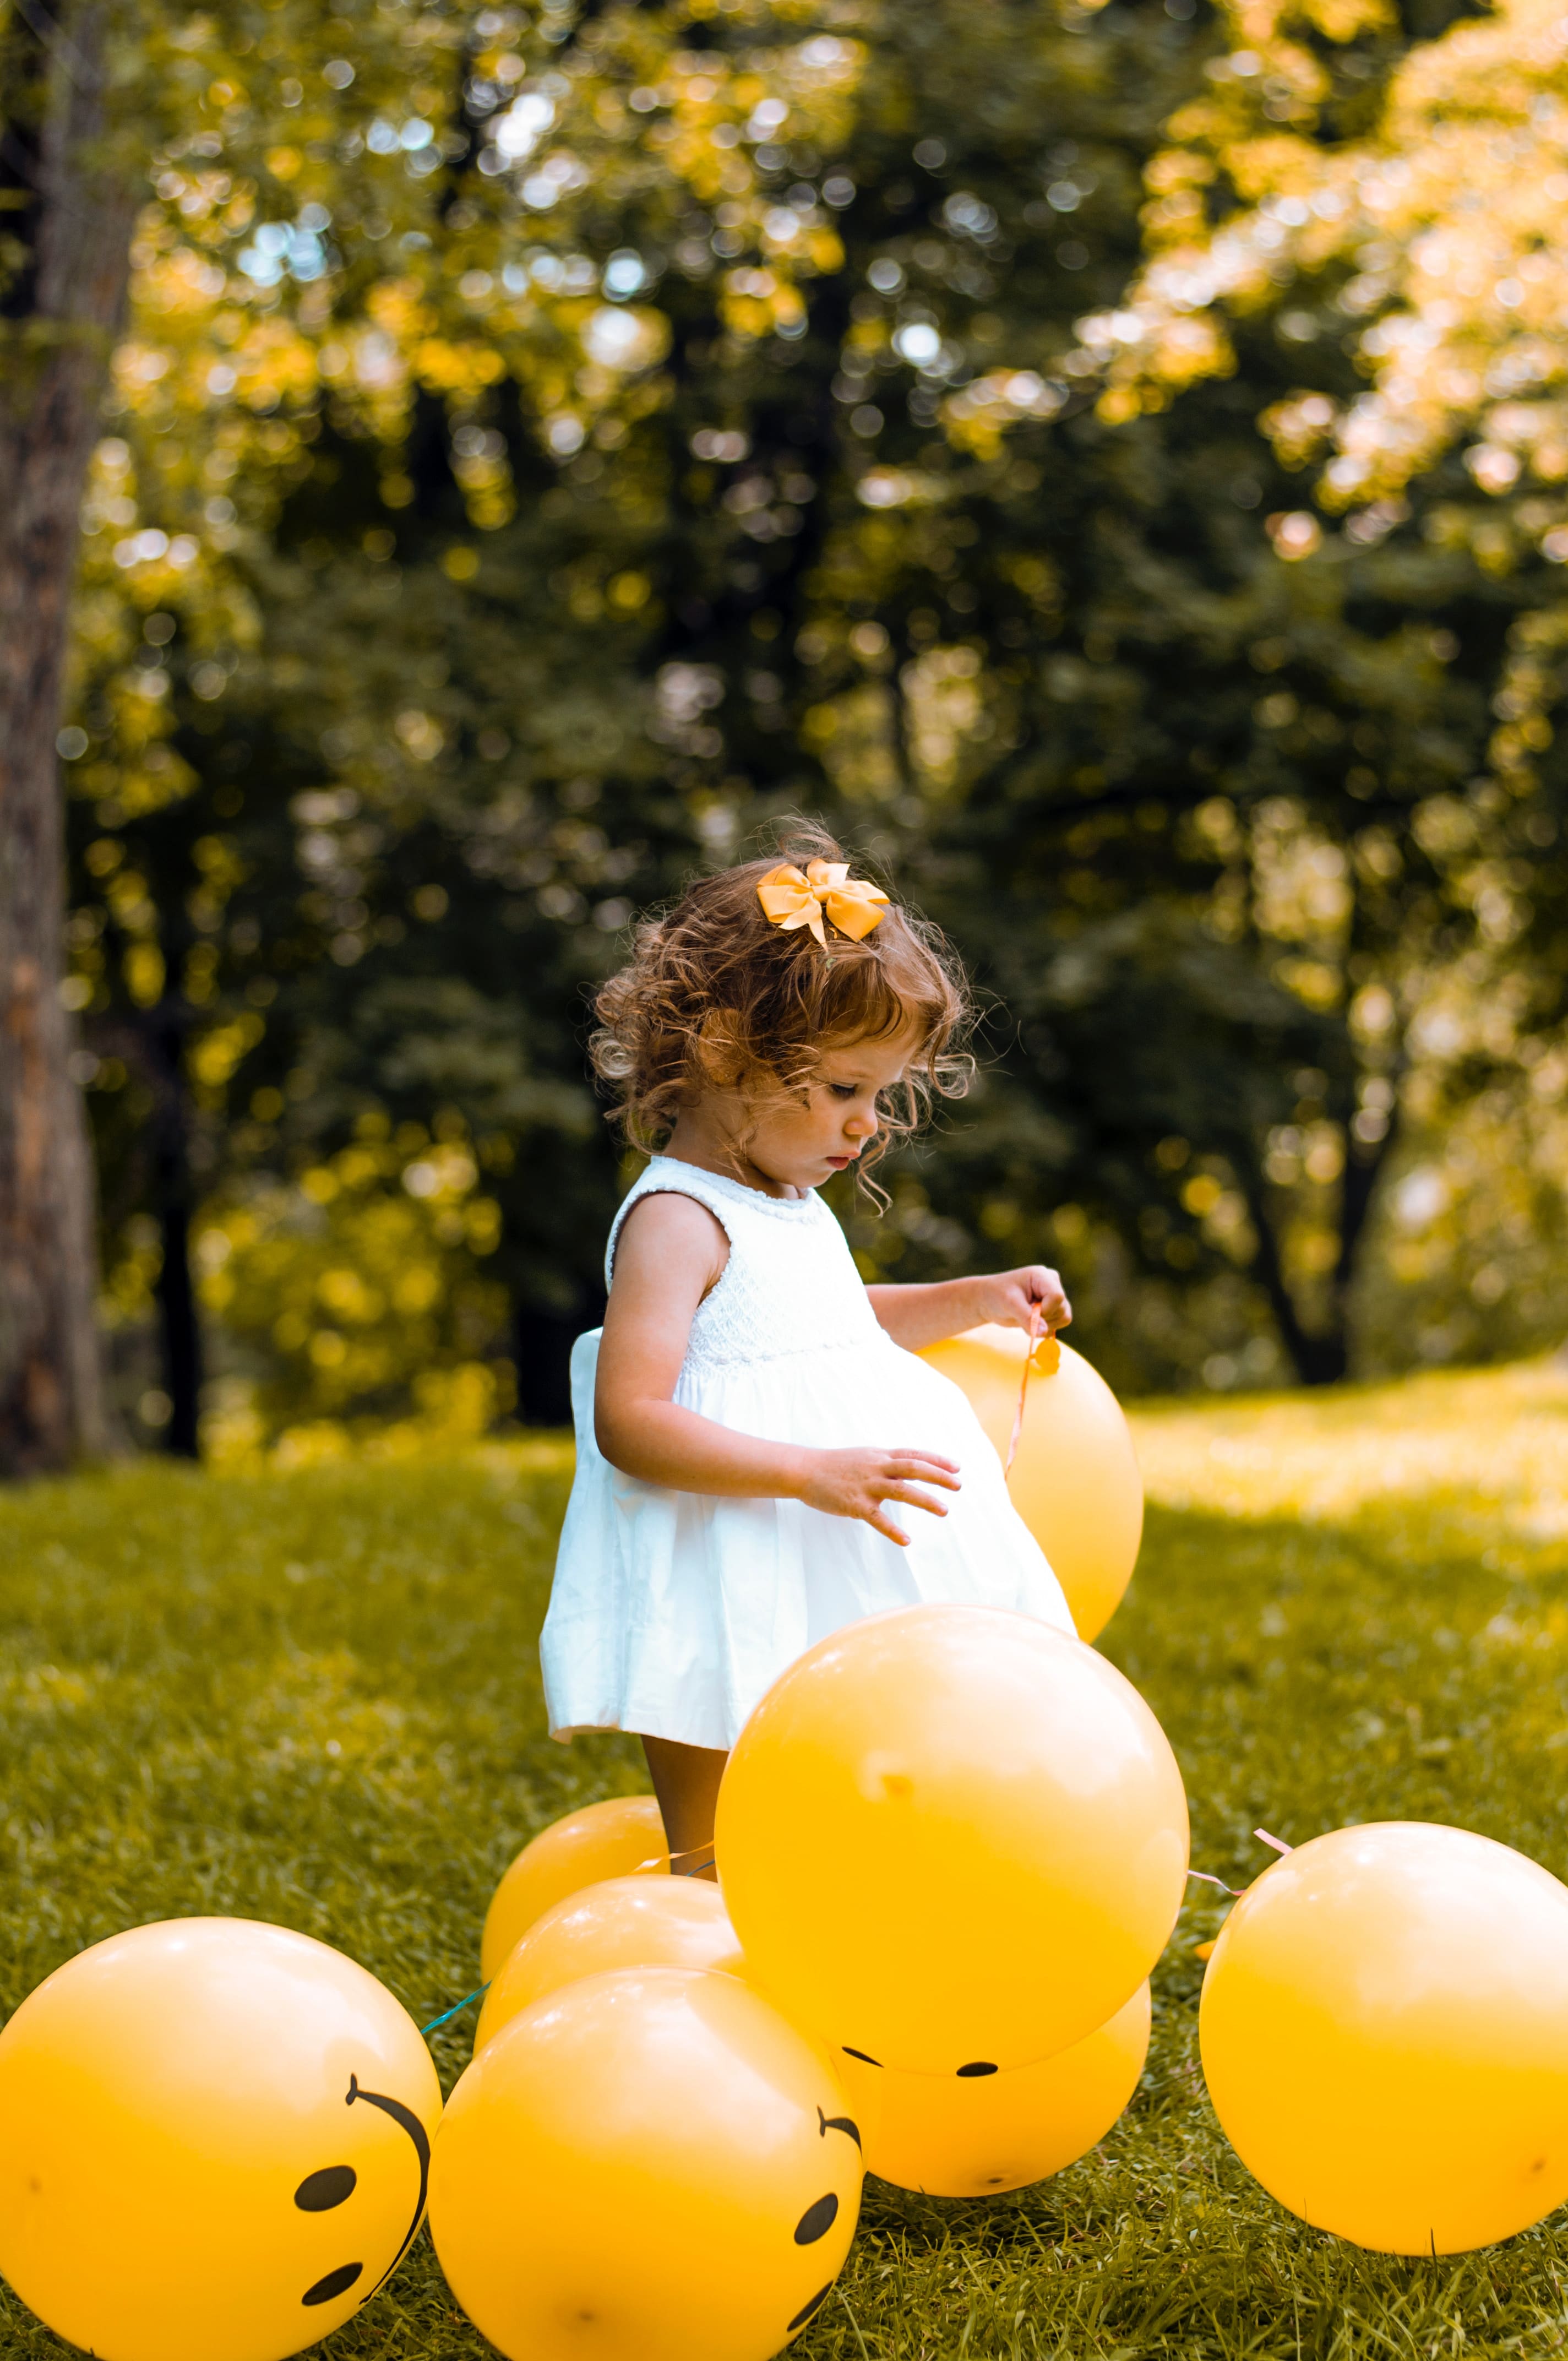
(756, 859, 890, 945)
(1006, 1309, 1060, 1476)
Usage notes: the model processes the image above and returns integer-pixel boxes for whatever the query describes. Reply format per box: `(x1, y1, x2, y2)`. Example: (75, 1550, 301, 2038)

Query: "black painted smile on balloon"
(788, 2284, 832, 2334)
(294, 2074, 431, 2309)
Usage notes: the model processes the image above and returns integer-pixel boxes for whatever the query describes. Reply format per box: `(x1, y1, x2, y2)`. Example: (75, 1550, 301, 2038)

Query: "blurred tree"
(49, 0, 1568, 1445)
(0, 0, 498, 1467)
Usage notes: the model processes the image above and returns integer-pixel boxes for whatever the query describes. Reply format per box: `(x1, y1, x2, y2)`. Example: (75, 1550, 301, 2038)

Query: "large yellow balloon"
(481, 1795, 668, 1982)
(0, 1918, 441, 2361)
(716, 1605, 1188, 2074)
(429, 1967, 863, 2361)
(475, 1875, 744, 2051)
(920, 1328, 1143, 1642)
(1201, 1823, 1568, 2254)
(839, 1983, 1150, 2197)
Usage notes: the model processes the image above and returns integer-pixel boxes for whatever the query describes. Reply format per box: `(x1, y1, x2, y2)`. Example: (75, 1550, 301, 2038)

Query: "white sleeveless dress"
(540, 1156, 1074, 1751)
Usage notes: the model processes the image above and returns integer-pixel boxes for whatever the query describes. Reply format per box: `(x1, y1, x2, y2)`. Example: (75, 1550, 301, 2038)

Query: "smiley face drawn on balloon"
(295, 2072, 432, 2310)
(783, 2102, 862, 2339)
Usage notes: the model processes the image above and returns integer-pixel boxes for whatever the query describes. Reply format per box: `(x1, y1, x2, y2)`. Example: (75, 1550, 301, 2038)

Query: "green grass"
(3, 1362, 1568, 2358)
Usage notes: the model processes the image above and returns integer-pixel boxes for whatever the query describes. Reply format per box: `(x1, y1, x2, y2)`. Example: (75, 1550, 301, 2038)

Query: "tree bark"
(0, 4, 134, 1471)
(1233, 1096, 1403, 1389)
(146, 1007, 203, 1459)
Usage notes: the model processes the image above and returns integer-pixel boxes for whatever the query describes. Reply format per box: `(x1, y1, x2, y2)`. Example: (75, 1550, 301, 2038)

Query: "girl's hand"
(794, 1446, 961, 1546)
(972, 1264, 1072, 1337)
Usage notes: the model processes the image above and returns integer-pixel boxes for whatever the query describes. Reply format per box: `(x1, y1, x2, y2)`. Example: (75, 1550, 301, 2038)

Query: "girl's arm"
(595, 1194, 961, 1547)
(867, 1264, 1072, 1353)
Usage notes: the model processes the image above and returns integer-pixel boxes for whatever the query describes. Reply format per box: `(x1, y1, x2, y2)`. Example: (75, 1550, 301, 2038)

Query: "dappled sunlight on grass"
(1130, 1354, 1568, 1565)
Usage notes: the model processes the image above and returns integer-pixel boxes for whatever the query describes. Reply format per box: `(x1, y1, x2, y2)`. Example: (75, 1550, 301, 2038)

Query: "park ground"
(2, 1357, 1568, 2359)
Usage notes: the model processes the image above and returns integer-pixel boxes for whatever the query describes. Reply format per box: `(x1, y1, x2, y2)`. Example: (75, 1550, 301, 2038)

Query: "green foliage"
(35, 0, 1568, 1408)
(195, 1124, 511, 1449)
(3, 1364, 1568, 2353)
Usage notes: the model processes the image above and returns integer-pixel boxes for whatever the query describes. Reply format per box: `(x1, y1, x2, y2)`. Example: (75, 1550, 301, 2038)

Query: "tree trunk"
(1233, 1095, 1403, 1389)
(146, 1008, 203, 1459)
(1234, 1165, 1350, 1387)
(0, 5, 135, 1472)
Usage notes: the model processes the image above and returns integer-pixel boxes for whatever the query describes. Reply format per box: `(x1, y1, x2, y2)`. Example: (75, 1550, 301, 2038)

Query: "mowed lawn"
(2, 1359, 1568, 2360)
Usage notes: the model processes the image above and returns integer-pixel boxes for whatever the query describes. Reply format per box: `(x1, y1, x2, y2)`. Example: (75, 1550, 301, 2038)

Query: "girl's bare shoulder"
(614, 1189, 730, 1288)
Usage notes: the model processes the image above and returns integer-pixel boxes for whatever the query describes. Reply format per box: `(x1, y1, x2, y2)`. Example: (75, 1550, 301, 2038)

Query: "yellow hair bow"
(756, 859, 891, 946)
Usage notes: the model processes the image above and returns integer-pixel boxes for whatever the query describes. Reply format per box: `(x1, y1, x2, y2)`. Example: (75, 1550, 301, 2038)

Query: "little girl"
(540, 830, 1075, 1870)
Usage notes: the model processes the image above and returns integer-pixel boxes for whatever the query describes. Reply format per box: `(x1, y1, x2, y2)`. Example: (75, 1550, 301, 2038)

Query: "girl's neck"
(662, 1103, 804, 1201)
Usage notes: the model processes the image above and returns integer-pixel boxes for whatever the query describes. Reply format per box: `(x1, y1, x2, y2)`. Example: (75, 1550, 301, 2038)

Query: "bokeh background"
(40, 0, 1568, 1462)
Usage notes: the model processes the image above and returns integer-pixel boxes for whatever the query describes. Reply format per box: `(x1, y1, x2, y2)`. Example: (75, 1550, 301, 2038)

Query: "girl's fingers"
(884, 1482, 948, 1517)
(885, 1457, 961, 1490)
(868, 1509, 911, 1544)
(889, 1449, 960, 1473)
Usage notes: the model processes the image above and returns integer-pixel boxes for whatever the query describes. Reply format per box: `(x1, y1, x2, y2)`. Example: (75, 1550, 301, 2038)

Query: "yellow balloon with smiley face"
(836, 1982, 1151, 2197)
(431, 1966, 863, 2361)
(0, 1918, 441, 2361)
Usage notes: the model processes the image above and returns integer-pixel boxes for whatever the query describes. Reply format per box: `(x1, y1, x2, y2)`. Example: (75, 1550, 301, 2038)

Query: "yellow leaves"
(442, 546, 479, 581)
(1145, 150, 1216, 195)
(579, 304, 669, 373)
(1007, 554, 1062, 610)
(802, 682, 902, 802)
(410, 335, 507, 394)
(265, 147, 302, 182)
(1262, 390, 1338, 467)
(1267, 510, 1323, 559)
(196, 1133, 509, 1439)
(1114, 0, 1568, 526)
(189, 1013, 264, 1091)
(394, 708, 445, 761)
(720, 270, 804, 341)
(903, 643, 992, 798)
(125, 943, 166, 1009)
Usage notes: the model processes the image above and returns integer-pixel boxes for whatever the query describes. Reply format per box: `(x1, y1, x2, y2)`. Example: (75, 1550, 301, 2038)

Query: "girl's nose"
(848, 1104, 878, 1140)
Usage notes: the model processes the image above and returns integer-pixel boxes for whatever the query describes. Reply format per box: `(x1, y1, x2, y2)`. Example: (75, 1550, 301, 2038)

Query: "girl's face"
(742, 1027, 919, 1196)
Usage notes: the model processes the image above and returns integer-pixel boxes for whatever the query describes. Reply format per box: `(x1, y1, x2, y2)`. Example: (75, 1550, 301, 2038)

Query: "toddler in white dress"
(540, 827, 1075, 1868)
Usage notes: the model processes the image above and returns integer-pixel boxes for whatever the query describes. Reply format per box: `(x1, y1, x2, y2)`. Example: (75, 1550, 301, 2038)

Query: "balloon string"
(1006, 1305, 1043, 1478)
(424, 1854, 1264, 2034)
(421, 1983, 489, 2037)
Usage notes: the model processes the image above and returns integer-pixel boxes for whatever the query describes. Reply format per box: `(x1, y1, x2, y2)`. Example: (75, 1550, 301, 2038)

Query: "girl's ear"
(694, 1007, 749, 1089)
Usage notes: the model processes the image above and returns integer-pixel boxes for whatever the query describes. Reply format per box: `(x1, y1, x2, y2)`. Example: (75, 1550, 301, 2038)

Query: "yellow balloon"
(716, 1605, 1188, 2074)
(481, 1796, 668, 1983)
(838, 1983, 1150, 2197)
(476, 1875, 744, 2051)
(0, 1917, 441, 2361)
(919, 1327, 1144, 1642)
(1201, 1822, 1568, 2254)
(429, 1967, 863, 2361)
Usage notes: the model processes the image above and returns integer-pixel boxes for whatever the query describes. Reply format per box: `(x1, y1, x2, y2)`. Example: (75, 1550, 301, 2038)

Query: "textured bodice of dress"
(606, 1156, 880, 1380)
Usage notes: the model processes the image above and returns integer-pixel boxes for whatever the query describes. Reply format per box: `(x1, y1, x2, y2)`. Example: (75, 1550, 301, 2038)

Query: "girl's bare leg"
(641, 1735, 727, 1883)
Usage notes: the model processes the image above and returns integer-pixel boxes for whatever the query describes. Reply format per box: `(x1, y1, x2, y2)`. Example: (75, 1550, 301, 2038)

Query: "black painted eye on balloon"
(294, 2166, 357, 2211)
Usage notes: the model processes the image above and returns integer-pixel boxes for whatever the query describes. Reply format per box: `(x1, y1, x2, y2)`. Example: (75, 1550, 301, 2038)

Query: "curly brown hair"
(590, 822, 974, 1190)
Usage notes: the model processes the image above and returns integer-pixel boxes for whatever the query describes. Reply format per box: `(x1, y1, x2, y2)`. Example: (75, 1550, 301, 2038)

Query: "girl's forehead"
(820, 1027, 919, 1081)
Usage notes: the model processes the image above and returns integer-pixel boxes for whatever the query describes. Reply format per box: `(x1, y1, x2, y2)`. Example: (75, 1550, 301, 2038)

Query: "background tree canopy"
(9, 0, 1566, 1463)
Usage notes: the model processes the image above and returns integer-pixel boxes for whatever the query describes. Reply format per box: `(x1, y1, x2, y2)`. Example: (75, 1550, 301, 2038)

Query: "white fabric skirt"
(540, 1330, 1074, 1752)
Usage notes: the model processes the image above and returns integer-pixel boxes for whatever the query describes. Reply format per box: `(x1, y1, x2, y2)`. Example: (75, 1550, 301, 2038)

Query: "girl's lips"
(825, 1154, 853, 1169)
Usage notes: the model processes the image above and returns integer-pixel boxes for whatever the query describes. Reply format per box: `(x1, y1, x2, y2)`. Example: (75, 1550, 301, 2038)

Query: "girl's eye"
(829, 1083, 858, 1101)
